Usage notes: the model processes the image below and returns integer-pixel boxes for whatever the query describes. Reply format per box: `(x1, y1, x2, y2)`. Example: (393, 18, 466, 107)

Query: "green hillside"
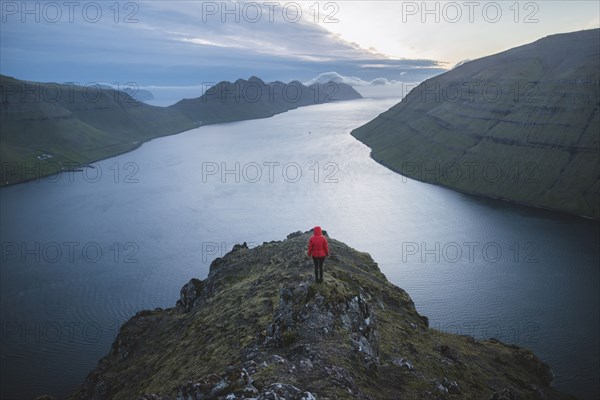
(0, 75, 198, 185)
(1, 75, 362, 186)
(351, 29, 600, 219)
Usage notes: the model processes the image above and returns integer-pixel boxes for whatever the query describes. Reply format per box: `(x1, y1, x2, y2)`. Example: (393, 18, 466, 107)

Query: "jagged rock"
(69, 231, 572, 400)
(257, 383, 317, 400)
(392, 358, 415, 371)
(435, 344, 461, 363)
(287, 231, 303, 239)
(441, 377, 460, 394)
(174, 366, 256, 400)
(165, 368, 315, 400)
(138, 395, 169, 400)
(231, 242, 249, 252)
(176, 278, 203, 312)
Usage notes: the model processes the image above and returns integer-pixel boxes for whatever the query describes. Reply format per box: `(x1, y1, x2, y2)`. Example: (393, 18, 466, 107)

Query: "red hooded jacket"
(307, 226, 329, 258)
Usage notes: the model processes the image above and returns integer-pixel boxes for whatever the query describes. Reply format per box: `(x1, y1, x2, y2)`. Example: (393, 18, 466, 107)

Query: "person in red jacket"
(307, 226, 329, 283)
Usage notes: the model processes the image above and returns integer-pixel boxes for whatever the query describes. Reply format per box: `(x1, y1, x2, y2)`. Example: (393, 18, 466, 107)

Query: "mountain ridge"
(0, 75, 361, 186)
(66, 230, 572, 400)
(169, 77, 362, 124)
(351, 29, 600, 219)
(0, 74, 198, 186)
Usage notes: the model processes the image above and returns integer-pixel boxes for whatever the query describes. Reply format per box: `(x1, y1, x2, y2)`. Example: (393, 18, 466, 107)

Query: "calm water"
(1, 99, 598, 399)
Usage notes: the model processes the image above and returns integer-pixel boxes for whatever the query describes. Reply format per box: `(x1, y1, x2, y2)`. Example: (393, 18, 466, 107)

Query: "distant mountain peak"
(248, 75, 265, 85)
(0, 74, 361, 186)
(170, 77, 362, 124)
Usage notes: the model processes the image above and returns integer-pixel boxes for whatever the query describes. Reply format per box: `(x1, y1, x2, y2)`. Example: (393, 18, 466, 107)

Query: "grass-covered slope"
(170, 76, 362, 124)
(1, 75, 362, 186)
(0, 75, 198, 185)
(69, 231, 572, 400)
(351, 29, 600, 219)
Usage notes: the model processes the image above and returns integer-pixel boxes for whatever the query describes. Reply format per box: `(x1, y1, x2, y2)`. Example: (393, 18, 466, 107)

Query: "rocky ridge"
(68, 231, 572, 400)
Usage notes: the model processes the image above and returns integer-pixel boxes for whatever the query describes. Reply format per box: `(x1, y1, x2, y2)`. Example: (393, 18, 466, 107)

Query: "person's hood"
(313, 226, 322, 236)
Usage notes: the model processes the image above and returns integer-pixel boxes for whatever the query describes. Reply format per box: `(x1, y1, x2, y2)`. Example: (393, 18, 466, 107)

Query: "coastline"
(371, 154, 600, 222)
(4, 93, 595, 223)
(0, 123, 200, 189)
(0, 75, 363, 189)
(0, 98, 362, 189)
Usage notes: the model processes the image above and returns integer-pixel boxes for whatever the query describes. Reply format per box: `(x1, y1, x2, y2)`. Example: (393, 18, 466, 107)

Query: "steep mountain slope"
(351, 29, 600, 219)
(170, 76, 362, 124)
(68, 231, 571, 400)
(0, 75, 197, 185)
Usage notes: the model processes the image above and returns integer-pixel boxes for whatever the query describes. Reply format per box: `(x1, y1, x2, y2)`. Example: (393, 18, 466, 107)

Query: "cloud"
(451, 59, 472, 69)
(305, 72, 370, 86)
(302, 71, 432, 100)
(371, 77, 395, 85)
(0, 0, 446, 86)
(304, 72, 400, 86)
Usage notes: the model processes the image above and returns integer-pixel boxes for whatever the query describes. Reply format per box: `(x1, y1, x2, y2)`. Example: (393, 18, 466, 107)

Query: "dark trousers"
(313, 257, 325, 281)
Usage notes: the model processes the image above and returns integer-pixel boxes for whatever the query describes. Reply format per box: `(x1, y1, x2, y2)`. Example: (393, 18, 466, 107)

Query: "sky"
(1, 0, 598, 100)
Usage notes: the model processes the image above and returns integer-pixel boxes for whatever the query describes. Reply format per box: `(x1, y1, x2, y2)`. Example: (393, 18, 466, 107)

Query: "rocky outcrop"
(170, 77, 362, 124)
(351, 29, 600, 219)
(69, 231, 573, 400)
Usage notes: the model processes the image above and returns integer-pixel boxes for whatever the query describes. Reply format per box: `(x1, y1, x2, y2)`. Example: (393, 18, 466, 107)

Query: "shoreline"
(372, 155, 600, 222)
(0, 98, 367, 189)
(3, 97, 596, 224)
(0, 123, 200, 189)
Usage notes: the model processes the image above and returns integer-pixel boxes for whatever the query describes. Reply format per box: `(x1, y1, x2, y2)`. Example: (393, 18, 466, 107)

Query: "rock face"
(351, 29, 599, 219)
(169, 77, 362, 124)
(69, 231, 572, 400)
